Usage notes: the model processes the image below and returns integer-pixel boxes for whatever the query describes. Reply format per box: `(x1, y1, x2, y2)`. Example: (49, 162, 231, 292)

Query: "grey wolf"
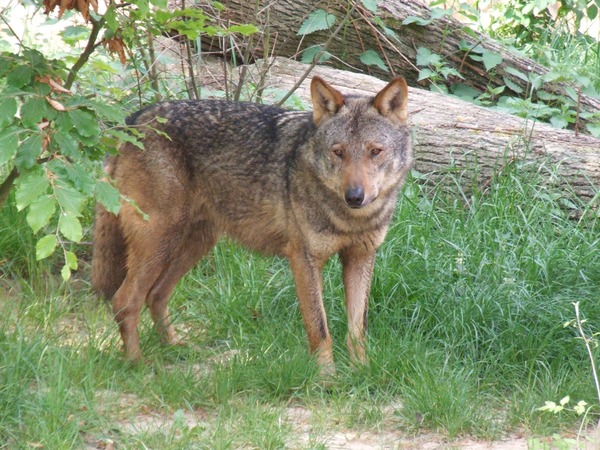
(91, 76, 413, 373)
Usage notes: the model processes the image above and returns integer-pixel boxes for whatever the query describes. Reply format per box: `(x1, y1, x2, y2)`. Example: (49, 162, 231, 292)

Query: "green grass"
(1, 158, 600, 448)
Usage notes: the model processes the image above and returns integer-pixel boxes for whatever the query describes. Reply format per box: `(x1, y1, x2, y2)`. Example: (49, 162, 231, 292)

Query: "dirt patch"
(284, 405, 532, 449)
(85, 397, 539, 449)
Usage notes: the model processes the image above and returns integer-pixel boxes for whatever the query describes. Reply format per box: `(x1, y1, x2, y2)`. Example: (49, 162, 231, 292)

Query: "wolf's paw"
(316, 362, 337, 388)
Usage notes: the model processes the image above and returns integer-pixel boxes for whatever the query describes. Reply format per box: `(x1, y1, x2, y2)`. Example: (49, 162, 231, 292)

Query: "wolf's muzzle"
(345, 186, 365, 208)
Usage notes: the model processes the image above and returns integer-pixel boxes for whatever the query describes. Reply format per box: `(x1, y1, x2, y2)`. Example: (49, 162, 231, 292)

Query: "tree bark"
(214, 57, 600, 202)
(204, 0, 599, 134)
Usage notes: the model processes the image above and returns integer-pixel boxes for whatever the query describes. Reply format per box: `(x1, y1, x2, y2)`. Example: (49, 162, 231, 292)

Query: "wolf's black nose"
(345, 186, 365, 208)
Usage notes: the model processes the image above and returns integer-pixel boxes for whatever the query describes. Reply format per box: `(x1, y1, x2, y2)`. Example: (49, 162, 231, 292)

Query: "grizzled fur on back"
(91, 76, 413, 370)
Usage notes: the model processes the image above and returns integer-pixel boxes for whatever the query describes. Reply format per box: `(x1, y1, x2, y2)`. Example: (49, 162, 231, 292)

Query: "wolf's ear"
(373, 77, 409, 125)
(311, 76, 345, 126)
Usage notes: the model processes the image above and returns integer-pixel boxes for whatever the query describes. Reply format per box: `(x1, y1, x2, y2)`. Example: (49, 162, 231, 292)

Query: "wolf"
(91, 76, 413, 373)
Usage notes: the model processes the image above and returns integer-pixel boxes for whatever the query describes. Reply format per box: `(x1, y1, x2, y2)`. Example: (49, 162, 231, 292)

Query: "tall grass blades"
(2, 157, 600, 446)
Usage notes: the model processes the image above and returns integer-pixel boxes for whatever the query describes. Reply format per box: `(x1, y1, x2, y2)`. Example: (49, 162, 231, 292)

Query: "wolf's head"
(307, 76, 413, 211)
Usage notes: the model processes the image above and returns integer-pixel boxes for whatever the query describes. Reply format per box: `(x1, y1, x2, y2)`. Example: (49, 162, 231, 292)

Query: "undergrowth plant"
(406, 1, 600, 135)
(0, 0, 257, 280)
(295, 0, 599, 135)
(532, 302, 600, 448)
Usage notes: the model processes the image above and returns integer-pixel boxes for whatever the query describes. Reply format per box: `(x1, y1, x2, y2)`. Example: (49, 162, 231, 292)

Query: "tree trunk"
(204, 0, 599, 134)
(208, 57, 600, 202)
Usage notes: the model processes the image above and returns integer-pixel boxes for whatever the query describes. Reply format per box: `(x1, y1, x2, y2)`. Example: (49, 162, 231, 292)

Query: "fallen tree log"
(204, 57, 600, 202)
(202, 0, 600, 134)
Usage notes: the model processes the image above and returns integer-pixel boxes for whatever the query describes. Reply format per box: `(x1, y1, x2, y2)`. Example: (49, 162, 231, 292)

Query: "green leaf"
(528, 74, 543, 90)
(574, 400, 588, 416)
(22, 49, 46, 72)
(489, 85, 506, 95)
(0, 54, 13, 78)
(211, 1, 225, 12)
(564, 85, 579, 102)
(452, 83, 481, 100)
(227, 24, 259, 36)
(21, 97, 55, 128)
(91, 60, 120, 75)
(575, 75, 592, 89)
(68, 108, 99, 138)
(542, 71, 561, 83)
(95, 180, 121, 215)
(502, 76, 524, 94)
(297, 9, 336, 36)
(430, 7, 452, 20)
(0, 126, 19, 166)
(60, 25, 90, 45)
(7, 65, 34, 87)
(15, 170, 50, 211)
(440, 66, 463, 80)
(61, 264, 71, 282)
(137, 0, 149, 16)
(418, 68, 436, 81)
(54, 179, 86, 215)
(33, 82, 52, 98)
(59, 211, 83, 242)
(300, 45, 332, 64)
(536, 90, 560, 101)
(104, 6, 118, 32)
(402, 15, 432, 26)
(359, 50, 388, 72)
(26, 194, 56, 233)
(361, 0, 378, 12)
(36, 234, 57, 260)
(549, 116, 568, 129)
(416, 47, 440, 66)
(587, 122, 600, 138)
(0, 97, 17, 128)
(55, 112, 74, 132)
(460, 40, 484, 54)
(482, 51, 502, 71)
(64, 163, 95, 192)
(373, 17, 399, 42)
(504, 67, 529, 82)
(65, 250, 78, 270)
(53, 130, 80, 158)
(16, 134, 43, 170)
(104, 128, 144, 149)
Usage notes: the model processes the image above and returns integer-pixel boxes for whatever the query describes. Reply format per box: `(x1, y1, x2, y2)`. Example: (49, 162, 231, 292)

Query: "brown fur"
(91, 77, 413, 372)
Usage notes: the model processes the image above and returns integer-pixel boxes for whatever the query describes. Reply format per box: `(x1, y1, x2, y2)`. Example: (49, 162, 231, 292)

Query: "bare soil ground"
(83, 378, 590, 450)
(85, 400, 538, 449)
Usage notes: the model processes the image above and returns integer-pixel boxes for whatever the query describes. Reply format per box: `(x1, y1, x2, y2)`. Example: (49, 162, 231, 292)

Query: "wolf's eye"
(332, 148, 343, 158)
(371, 147, 383, 156)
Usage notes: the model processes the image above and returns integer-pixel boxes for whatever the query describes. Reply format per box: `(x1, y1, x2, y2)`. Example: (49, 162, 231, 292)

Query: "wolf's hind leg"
(145, 222, 219, 345)
(112, 246, 170, 362)
(111, 206, 193, 361)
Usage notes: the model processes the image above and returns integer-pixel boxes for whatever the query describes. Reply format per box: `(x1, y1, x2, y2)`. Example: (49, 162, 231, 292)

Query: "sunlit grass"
(1, 158, 600, 447)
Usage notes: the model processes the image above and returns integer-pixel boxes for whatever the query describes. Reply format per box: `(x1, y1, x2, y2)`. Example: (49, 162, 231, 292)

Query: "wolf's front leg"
(288, 250, 334, 375)
(340, 248, 376, 365)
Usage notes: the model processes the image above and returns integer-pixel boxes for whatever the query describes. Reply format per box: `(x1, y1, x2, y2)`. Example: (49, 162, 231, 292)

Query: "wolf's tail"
(91, 203, 127, 300)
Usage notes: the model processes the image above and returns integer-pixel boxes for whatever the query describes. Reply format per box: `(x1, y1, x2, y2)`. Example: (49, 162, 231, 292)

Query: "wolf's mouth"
(348, 203, 366, 209)
(345, 196, 375, 209)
